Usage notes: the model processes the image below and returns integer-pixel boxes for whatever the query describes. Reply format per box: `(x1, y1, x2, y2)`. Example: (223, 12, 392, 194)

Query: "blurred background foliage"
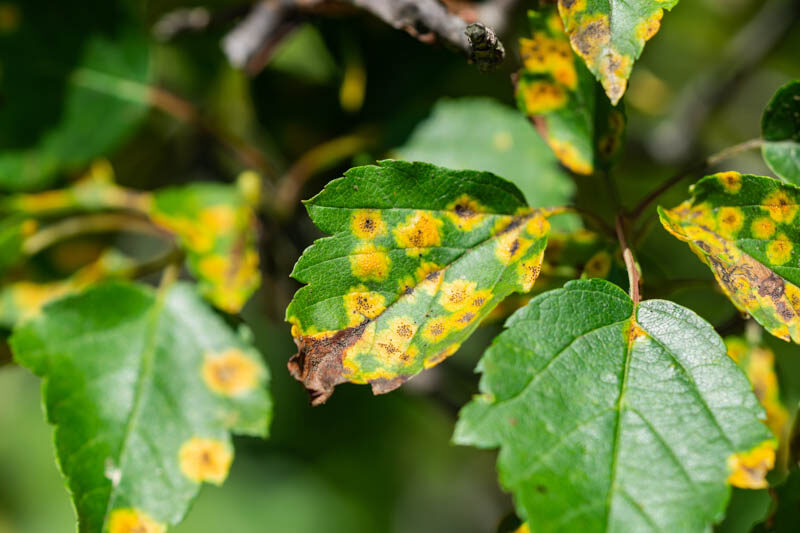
(1, 0, 799, 531)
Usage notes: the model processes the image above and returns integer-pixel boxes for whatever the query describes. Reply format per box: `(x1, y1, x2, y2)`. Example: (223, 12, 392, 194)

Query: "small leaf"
(11, 281, 272, 532)
(455, 279, 774, 532)
(659, 172, 800, 342)
(0, 1, 152, 191)
(762, 80, 800, 184)
(150, 182, 262, 313)
(394, 97, 577, 226)
(516, 8, 626, 175)
(725, 336, 789, 440)
(557, 0, 679, 105)
(286, 160, 550, 404)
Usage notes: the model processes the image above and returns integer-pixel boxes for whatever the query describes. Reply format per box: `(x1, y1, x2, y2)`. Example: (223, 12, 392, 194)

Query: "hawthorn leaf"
(149, 181, 262, 313)
(286, 160, 550, 404)
(762, 80, 800, 184)
(516, 7, 626, 175)
(394, 98, 577, 223)
(10, 281, 272, 533)
(725, 336, 789, 439)
(659, 172, 800, 342)
(0, 1, 151, 191)
(455, 279, 775, 532)
(557, 0, 679, 105)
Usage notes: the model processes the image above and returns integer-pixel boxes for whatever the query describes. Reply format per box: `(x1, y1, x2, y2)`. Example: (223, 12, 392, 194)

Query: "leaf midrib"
(99, 287, 169, 529)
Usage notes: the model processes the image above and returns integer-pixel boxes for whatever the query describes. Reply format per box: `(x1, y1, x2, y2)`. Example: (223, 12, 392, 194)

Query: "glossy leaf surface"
(286, 160, 549, 404)
(557, 0, 679, 105)
(456, 279, 774, 532)
(11, 282, 272, 533)
(762, 80, 800, 184)
(516, 7, 625, 175)
(659, 172, 800, 342)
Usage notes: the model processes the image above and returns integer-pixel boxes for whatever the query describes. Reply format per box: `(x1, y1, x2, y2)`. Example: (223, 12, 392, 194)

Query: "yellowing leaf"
(557, 0, 680, 105)
(286, 161, 549, 404)
(659, 172, 800, 343)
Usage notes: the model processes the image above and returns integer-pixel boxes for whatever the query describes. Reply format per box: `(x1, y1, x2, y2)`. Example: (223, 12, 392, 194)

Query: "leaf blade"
(762, 80, 800, 184)
(455, 279, 774, 532)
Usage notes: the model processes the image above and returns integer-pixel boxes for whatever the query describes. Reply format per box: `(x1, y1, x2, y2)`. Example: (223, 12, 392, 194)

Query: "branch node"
(465, 23, 505, 72)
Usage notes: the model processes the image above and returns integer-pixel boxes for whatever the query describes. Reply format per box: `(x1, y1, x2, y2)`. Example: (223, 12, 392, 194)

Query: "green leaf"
(762, 80, 800, 184)
(286, 160, 550, 404)
(394, 97, 578, 226)
(516, 8, 626, 175)
(150, 180, 262, 313)
(725, 336, 788, 439)
(658, 172, 800, 343)
(455, 279, 775, 532)
(0, 1, 151, 191)
(557, 0, 679, 105)
(10, 281, 272, 533)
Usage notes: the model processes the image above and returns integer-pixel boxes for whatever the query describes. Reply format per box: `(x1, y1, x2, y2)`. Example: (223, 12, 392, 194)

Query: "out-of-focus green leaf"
(516, 8, 625, 175)
(150, 180, 262, 313)
(725, 336, 789, 440)
(751, 467, 800, 532)
(394, 98, 577, 219)
(268, 24, 338, 85)
(659, 172, 800, 343)
(455, 279, 774, 532)
(0, 215, 36, 276)
(762, 80, 800, 184)
(0, 1, 152, 191)
(10, 282, 272, 533)
(286, 160, 550, 404)
(557, 0, 679, 105)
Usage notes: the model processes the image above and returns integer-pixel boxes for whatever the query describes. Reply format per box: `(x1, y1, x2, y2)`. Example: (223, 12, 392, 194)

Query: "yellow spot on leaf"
(751, 217, 776, 240)
(525, 214, 549, 239)
(521, 80, 568, 114)
(716, 171, 742, 194)
(393, 211, 443, 255)
(547, 137, 593, 175)
(635, 9, 663, 42)
(179, 437, 233, 485)
(344, 287, 387, 326)
(199, 205, 238, 234)
(492, 131, 513, 152)
(763, 190, 798, 223)
(422, 317, 452, 343)
(518, 253, 544, 292)
(584, 250, 611, 279)
(514, 524, 531, 533)
(236, 170, 262, 207)
(766, 234, 793, 266)
(440, 279, 477, 312)
(495, 230, 533, 266)
(108, 508, 166, 533)
(445, 194, 489, 232)
(727, 441, 776, 489)
(716, 207, 744, 239)
(350, 243, 391, 281)
(351, 209, 386, 240)
(203, 348, 261, 397)
(519, 33, 577, 90)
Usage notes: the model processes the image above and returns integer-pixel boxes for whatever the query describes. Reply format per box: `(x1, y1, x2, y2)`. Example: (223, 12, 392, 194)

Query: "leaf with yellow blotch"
(0, 249, 137, 327)
(516, 7, 626, 175)
(149, 180, 261, 313)
(725, 336, 789, 439)
(557, 0, 679, 105)
(659, 172, 800, 343)
(455, 279, 774, 533)
(10, 282, 272, 533)
(285, 160, 550, 404)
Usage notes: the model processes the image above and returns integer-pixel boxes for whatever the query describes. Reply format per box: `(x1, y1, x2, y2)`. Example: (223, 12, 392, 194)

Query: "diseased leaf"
(2, 167, 262, 313)
(725, 336, 789, 439)
(516, 7, 626, 175)
(659, 172, 800, 343)
(286, 160, 550, 404)
(455, 279, 774, 532)
(10, 282, 272, 533)
(762, 80, 800, 184)
(394, 98, 577, 225)
(557, 0, 679, 105)
(150, 181, 261, 313)
(0, 1, 151, 191)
